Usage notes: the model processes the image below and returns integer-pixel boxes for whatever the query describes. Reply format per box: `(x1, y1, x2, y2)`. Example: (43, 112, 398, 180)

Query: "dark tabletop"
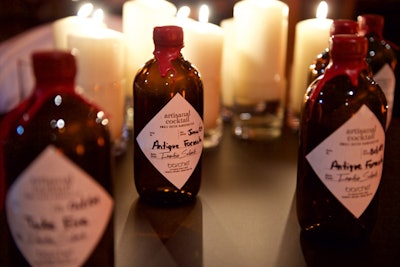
(113, 118, 400, 267)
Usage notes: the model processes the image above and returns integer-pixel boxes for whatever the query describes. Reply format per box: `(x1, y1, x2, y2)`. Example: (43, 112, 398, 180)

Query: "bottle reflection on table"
(117, 198, 203, 267)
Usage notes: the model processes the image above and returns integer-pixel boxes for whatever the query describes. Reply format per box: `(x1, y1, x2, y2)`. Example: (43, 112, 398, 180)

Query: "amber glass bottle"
(308, 19, 359, 85)
(297, 35, 387, 242)
(133, 26, 204, 205)
(358, 14, 396, 128)
(0, 51, 114, 267)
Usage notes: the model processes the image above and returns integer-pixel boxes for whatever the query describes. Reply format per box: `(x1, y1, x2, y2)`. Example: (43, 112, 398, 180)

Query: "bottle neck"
(330, 56, 367, 66)
(359, 23, 383, 39)
(154, 45, 183, 77)
(32, 80, 76, 107)
(362, 31, 383, 40)
(34, 79, 75, 92)
(327, 56, 369, 84)
(358, 15, 384, 40)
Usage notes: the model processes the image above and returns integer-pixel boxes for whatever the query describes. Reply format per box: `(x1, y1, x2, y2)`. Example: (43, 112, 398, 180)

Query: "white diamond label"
(6, 145, 113, 267)
(306, 105, 385, 218)
(136, 93, 203, 189)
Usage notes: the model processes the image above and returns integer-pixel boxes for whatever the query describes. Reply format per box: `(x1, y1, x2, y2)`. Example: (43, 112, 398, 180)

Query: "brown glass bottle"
(0, 51, 114, 267)
(308, 19, 359, 85)
(133, 26, 204, 205)
(297, 35, 387, 242)
(358, 14, 397, 128)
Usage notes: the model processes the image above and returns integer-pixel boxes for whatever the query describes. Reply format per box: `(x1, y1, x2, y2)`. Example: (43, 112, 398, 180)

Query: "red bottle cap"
(153, 26, 184, 47)
(330, 19, 358, 36)
(357, 14, 384, 38)
(152, 26, 184, 77)
(32, 50, 76, 83)
(330, 35, 368, 60)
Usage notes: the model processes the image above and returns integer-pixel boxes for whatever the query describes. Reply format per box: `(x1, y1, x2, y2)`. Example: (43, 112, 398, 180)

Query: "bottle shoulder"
(134, 57, 204, 104)
(2, 90, 112, 186)
(366, 36, 397, 71)
(307, 73, 386, 103)
(5, 92, 109, 141)
(305, 73, 387, 121)
(135, 58, 202, 85)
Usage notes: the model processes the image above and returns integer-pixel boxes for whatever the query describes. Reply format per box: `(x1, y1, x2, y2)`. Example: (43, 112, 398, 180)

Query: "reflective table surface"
(114, 118, 400, 267)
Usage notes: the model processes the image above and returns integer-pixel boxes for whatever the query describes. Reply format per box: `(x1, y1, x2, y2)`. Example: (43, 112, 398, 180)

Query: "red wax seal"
(153, 26, 184, 77)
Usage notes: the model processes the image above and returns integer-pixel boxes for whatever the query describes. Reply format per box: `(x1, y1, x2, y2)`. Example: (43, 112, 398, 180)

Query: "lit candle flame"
(177, 6, 191, 19)
(77, 3, 94, 18)
(316, 1, 328, 19)
(199, 4, 209, 23)
(77, 2, 104, 23)
(93, 8, 104, 23)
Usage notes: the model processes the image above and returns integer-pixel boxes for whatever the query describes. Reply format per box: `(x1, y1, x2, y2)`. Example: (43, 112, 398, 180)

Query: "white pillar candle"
(179, 5, 224, 130)
(233, 0, 289, 105)
(123, 0, 177, 88)
(290, 1, 332, 115)
(68, 28, 125, 141)
(220, 18, 236, 109)
(52, 4, 106, 49)
(53, 17, 106, 49)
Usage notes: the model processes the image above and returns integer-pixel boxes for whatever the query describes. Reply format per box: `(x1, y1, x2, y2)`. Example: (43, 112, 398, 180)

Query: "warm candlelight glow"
(77, 3, 94, 18)
(178, 3, 223, 142)
(177, 6, 190, 19)
(199, 5, 209, 23)
(316, 1, 328, 19)
(289, 0, 332, 121)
